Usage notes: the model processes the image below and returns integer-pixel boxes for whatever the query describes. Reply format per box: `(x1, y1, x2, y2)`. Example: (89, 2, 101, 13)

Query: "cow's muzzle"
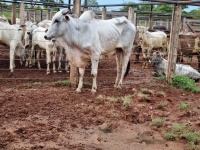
(44, 35, 51, 40)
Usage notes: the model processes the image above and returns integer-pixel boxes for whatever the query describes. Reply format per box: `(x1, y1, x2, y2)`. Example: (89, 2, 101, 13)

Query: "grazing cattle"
(30, 27, 66, 74)
(141, 30, 168, 68)
(0, 22, 25, 72)
(151, 51, 200, 81)
(44, 10, 136, 93)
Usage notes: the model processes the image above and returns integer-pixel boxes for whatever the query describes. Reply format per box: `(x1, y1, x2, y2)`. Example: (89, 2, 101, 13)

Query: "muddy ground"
(0, 46, 200, 150)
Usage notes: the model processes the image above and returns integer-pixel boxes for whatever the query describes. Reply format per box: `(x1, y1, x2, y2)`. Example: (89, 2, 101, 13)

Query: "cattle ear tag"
(65, 16, 70, 21)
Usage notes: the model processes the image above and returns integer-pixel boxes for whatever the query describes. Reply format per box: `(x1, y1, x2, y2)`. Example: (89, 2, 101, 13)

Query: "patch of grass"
(51, 80, 71, 86)
(32, 82, 42, 85)
(152, 118, 165, 127)
(180, 131, 200, 144)
(172, 124, 186, 133)
(23, 83, 32, 87)
(140, 88, 154, 95)
(171, 75, 200, 93)
(179, 102, 189, 111)
(137, 93, 150, 100)
(157, 102, 165, 110)
(164, 132, 177, 141)
(187, 141, 200, 150)
(158, 75, 166, 81)
(107, 96, 120, 103)
(121, 94, 135, 107)
(156, 91, 166, 97)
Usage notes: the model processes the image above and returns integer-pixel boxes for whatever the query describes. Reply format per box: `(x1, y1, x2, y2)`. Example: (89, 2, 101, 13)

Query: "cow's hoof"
(91, 89, 96, 93)
(47, 72, 50, 75)
(76, 89, 81, 93)
(58, 70, 62, 73)
(53, 71, 57, 73)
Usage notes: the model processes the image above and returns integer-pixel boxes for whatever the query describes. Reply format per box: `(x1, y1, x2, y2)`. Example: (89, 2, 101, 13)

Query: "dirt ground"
(0, 46, 200, 150)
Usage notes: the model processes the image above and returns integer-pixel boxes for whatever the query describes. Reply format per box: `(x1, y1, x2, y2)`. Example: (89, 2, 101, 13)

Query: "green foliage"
(157, 102, 165, 109)
(179, 102, 189, 111)
(87, 0, 100, 11)
(180, 131, 200, 144)
(164, 132, 176, 141)
(188, 9, 200, 19)
(187, 141, 200, 150)
(171, 75, 200, 92)
(172, 124, 186, 132)
(157, 75, 166, 81)
(152, 118, 165, 127)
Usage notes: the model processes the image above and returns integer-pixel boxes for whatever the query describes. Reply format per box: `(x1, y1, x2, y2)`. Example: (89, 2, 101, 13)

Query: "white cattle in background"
(151, 51, 200, 81)
(140, 30, 168, 68)
(44, 10, 136, 93)
(0, 15, 9, 24)
(0, 22, 25, 72)
(37, 19, 51, 28)
(30, 26, 67, 74)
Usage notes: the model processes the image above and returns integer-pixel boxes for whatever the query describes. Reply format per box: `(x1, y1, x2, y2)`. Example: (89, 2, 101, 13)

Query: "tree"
(153, 5, 188, 13)
(120, 2, 138, 11)
(85, 0, 100, 11)
(188, 8, 200, 19)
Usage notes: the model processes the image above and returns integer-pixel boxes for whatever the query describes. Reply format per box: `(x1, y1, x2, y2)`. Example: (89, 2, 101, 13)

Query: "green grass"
(179, 102, 190, 111)
(172, 124, 186, 132)
(164, 124, 200, 149)
(171, 75, 200, 93)
(164, 132, 177, 141)
(157, 102, 165, 110)
(152, 118, 165, 127)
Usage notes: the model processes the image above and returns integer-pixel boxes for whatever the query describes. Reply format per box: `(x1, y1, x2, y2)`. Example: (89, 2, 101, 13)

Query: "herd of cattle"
(0, 10, 200, 92)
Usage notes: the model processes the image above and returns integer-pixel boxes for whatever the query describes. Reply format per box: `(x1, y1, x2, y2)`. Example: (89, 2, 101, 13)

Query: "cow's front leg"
(91, 55, 100, 93)
(53, 51, 57, 73)
(76, 67, 85, 93)
(9, 46, 15, 73)
(46, 50, 51, 74)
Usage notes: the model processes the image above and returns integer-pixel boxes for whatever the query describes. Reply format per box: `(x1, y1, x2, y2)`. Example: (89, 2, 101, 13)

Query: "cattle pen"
(1, 1, 200, 150)
(1, 0, 200, 85)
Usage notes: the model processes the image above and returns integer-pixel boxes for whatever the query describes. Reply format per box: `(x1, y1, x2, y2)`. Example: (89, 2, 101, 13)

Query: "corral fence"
(0, 0, 200, 87)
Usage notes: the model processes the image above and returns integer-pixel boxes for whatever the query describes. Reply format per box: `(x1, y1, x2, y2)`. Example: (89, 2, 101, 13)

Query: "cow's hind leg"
(114, 48, 123, 88)
(118, 50, 132, 88)
(76, 67, 85, 93)
(90, 54, 100, 93)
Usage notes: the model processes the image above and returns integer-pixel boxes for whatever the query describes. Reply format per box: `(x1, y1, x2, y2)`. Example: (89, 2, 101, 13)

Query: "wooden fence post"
(11, 3, 16, 24)
(47, 9, 50, 20)
(69, 0, 81, 88)
(128, 7, 134, 23)
(102, 7, 107, 20)
(149, 5, 153, 30)
(20, 2, 25, 25)
(40, 9, 43, 21)
(166, 5, 182, 83)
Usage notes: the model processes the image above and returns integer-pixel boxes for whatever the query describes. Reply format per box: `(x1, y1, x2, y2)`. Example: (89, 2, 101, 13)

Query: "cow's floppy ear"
(62, 10, 69, 15)
(65, 15, 70, 21)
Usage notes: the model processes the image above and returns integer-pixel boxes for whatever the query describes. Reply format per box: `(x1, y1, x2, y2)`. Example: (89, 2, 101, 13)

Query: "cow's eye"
(54, 20, 60, 23)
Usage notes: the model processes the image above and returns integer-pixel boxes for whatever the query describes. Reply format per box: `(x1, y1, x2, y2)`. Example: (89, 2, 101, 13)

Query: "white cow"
(30, 26, 65, 74)
(0, 15, 9, 24)
(44, 10, 136, 93)
(37, 19, 51, 28)
(0, 22, 25, 72)
(140, 30, 167, 68)
(151, 51, 200, 81)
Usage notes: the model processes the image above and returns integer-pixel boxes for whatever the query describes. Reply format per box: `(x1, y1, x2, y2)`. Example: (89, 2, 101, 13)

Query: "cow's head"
(44, 10, 72, 41)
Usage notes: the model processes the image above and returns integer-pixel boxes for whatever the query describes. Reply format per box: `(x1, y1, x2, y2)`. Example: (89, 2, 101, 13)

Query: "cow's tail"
(124, 60, 130, 78)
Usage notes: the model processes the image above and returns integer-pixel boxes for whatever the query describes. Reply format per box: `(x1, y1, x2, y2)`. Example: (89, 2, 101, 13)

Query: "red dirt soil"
(0, 46, 200, 150)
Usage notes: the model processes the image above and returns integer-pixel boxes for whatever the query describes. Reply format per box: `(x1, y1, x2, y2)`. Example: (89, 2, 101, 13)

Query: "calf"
(141, 30, 168, 68)
(151, 51, 200, 81)
(0, 22, 25, 72)
(30, 27, 67, 74)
